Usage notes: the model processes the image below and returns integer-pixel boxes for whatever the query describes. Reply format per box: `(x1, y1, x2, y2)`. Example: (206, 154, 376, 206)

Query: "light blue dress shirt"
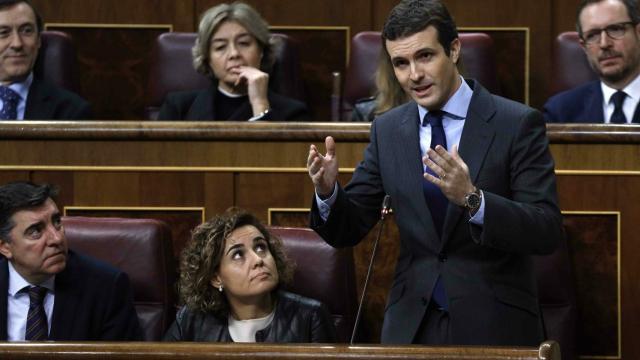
(0, 72, 33, 120)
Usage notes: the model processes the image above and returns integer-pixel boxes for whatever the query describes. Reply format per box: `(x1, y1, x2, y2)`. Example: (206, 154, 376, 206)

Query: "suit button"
(438, 252, 447, 262)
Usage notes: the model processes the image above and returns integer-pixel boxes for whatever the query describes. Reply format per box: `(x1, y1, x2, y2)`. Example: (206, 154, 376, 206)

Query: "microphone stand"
(350, 195, 391, 345)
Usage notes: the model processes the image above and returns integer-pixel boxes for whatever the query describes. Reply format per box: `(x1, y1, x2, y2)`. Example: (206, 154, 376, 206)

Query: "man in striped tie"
(0, 181, 141, 340)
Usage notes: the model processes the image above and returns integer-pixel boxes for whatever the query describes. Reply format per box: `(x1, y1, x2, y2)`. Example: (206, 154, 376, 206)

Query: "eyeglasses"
(582, 21, 636, 45)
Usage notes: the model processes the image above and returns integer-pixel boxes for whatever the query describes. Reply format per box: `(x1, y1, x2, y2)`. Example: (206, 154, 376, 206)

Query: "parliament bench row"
(59, 215, 575, 359)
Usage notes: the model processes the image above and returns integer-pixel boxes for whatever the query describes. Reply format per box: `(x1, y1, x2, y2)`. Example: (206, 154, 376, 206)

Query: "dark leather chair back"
(337, 31, 500, 120)
(535, 235, 577, 360)
(63, 216, 177, 341)
(145, 32, 306, 120)
(34, 31, 79, 92)
(268, 226, 357, 343)
(550, 31, 598, 96)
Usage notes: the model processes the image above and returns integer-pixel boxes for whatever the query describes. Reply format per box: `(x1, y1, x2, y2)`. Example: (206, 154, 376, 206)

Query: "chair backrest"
(534, 234, 577, 360)
(145, 32, 306, 120)
(268, 226, 357, 343)
(338, 31, 501, 120)
(550, 31, 598, 96)
(62, 216, 177, 341)
(34, 31, 79, 92)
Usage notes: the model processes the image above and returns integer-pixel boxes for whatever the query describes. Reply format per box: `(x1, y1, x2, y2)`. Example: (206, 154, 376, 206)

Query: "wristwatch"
(464, 188, 482, 215)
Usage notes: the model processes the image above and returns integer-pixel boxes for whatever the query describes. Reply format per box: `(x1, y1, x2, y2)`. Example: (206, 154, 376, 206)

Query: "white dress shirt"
(601, 73, 640, 123)
(6, 262, 55, 341)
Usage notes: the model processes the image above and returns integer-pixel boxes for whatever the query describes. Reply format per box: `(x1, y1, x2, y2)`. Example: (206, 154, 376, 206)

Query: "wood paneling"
(563, 213, 619, 357)
(195, 0, 371, 33)
(32, 0, 195, 31)
(274, 28, 348, 121)
(46, 26, 169, 120)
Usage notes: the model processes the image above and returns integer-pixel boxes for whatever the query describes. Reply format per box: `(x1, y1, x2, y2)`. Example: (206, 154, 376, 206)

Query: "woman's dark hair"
(178, 207, 293, 316)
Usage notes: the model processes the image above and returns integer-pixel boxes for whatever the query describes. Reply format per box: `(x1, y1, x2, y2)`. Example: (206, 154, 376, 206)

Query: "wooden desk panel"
(0, 122, 637, 359)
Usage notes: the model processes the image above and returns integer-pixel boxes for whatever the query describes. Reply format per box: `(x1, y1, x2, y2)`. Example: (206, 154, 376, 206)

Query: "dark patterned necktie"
(421, 110, 448, 310)
(0, 86, 20, 120)
(610, 91, 627, 124)
(25, 286, 48, 341)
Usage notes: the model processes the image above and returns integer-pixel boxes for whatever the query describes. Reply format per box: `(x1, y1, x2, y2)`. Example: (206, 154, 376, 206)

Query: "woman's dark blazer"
(158, 84, 310, 121)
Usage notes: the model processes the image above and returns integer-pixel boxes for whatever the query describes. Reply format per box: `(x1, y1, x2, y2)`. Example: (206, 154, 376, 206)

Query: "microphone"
(350, 195, 391, 344)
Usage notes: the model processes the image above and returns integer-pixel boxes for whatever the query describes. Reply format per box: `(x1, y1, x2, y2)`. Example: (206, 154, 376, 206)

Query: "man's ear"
(0, 240, 13, 259)
(450, 38, 461, 64)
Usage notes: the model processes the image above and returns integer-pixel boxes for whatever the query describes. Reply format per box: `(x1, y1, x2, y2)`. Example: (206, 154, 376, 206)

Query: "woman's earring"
(218, 284, 223, 292)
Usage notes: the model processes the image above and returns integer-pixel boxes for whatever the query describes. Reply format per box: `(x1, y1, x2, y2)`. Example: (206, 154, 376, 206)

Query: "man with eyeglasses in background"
(544, 0, 640, 123)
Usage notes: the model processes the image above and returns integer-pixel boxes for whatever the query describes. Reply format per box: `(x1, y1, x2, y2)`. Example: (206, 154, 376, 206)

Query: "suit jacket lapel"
(0, 259, 8, 340)
(187, 84, 217, 120)
(23, 79, 54, 120)
(632, 98, 640, 123)
(394, 104, 441, 248)
(49, 252, 79, 340)
(587, 83, 605, 123)
(441, 80, 496, 244)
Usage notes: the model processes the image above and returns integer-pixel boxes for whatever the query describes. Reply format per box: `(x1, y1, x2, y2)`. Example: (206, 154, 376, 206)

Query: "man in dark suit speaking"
(544, 0, 640, 123)
(307, 0, 563, 346)
(0, 181, 141, 340)
(0, 0, 91, 120)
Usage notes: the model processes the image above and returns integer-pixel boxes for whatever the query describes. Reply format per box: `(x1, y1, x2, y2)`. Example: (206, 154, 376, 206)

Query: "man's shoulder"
(64, 250, 123, 280)
(373, 101, 415, 127)
(26, 78, 92, 120)
(546, 81, 600, 106)
(543, 81, 601, 122)
(30, 79, 88, 105)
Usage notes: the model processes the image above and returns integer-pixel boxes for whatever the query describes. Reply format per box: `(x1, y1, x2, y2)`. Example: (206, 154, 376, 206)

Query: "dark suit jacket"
(543, 80, 640, 123)
(0, 250, 142, 341)
(158, 84, 310, 121)
(24, 78, 92, 120)
(311, 80, 563, 346)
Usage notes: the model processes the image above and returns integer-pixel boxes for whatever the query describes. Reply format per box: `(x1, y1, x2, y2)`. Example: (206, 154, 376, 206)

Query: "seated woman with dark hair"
(158, 2, 309, 121)
(164, 208, 336, 342)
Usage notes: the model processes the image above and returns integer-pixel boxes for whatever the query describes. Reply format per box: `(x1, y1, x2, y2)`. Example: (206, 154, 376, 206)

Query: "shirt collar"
(417, 76, 473, 124)
(6, 72, 33, 102)
(601, 73, 640, 104)
(7, 261, 55, 296)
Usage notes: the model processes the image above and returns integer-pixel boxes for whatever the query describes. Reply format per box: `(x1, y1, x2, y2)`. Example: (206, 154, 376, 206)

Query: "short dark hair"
(0, 181, 58, 243)
(382, 0, 458, 56)
(178, 207, 294, 316)
(0, 0, 44, 33)
(576, 0, 640, 36)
